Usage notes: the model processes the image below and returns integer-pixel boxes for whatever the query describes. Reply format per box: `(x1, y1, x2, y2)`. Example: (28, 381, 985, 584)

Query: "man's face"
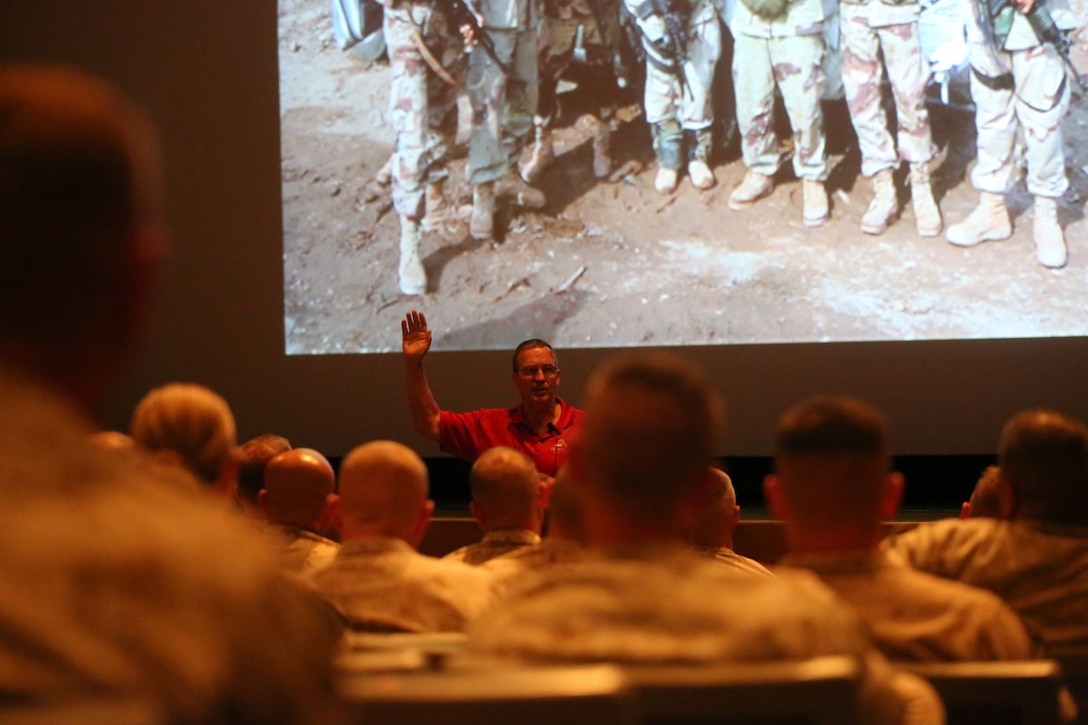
(512, 346, 560, 406)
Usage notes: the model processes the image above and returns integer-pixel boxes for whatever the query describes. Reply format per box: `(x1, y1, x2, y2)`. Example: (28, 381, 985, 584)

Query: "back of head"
(338, 440, 430, 543)
(237, 434, 292, 508)
(578, 353, 722, 524)
(263, 448, 335, 531)
(0, 64, 162, 354)
(773, 396, 891, 535)
(965, 465, 1003, 519)
(999, 410, 1088, 526)
(130, 383, 237, 485)
(690, 467, 737, 549)
(469, 446, 542, 532)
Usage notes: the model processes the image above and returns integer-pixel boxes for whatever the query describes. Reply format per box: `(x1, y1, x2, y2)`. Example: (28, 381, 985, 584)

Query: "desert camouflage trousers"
(642, 5, 721, 129)
(968, 42, 1070, 199)
(733, 32, 828, 180)
(385, 1, 465, 219)
(840, 7, 933, 178)
(467, 27, 539, 185)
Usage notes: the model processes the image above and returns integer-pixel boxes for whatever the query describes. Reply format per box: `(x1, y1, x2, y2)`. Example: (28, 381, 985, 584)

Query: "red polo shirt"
(438, 397, 584, 477)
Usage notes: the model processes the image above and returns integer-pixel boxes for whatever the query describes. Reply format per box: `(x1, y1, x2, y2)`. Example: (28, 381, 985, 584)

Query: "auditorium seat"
(898, 660, 1066, 725)
(338, 664, 636, 725)
(622, 655, 864, 725)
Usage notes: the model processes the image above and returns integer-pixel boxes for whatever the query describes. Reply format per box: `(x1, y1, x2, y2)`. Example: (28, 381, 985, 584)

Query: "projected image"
(280, 0, 1088, 354)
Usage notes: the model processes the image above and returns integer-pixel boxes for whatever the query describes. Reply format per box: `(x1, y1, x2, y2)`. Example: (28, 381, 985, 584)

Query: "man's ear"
(408, 499, 435, 548)
(469, 500, 486, 530)
(878, 472, 904, 521)
(764, 475, 787, 519)
(320, 493, 341, 536)
(258, 488, 269, 514)
(997, 471, 1017, 519)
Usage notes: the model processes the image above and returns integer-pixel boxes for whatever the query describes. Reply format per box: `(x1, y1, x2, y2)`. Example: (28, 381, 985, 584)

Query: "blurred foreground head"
(0, 64, 166, 412)
(767, 395, 902, 553)
(131, 382, 237, 492)
(998, 409, 1088, 526)
(572, 353, 723, 545)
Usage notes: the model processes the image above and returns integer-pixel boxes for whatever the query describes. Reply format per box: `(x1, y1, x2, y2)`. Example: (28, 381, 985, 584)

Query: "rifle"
(649, 0, 691, 97)
(444, 0, 512, 74)
(982, 0, 1086, 92)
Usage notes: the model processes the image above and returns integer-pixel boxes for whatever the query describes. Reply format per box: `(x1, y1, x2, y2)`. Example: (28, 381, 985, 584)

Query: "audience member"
(485, 465, 587, 577)
(768, 396, 1035, 662)
(130, 381, 238, 498)
(400, 309, 583, 479)
(884, 409, 1088, 650)
(315, 440, 493, 632)
(262, 447, 341, 575)
(237, 433, 292, 519)
(960, 465, 1003, 519)
(0, 64, 339, 722)
(444, 446, 544, 565)
(689, 467, 773, 577)
(467, 354, 934, 724)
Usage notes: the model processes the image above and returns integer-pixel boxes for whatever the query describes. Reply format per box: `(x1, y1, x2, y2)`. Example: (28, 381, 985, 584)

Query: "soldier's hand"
(1013, 0, 1035, 12)
(461, 22, 476, 45)
(401, 310, 433, 360)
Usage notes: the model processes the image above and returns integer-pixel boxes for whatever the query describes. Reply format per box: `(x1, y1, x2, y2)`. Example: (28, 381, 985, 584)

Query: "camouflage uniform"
(726, 0, 831, 181)
(384, 0, 465, 220)
(537, 0, 622, 124)
(964, 0, 1074, 199)
(839, 0, 933, 178)
(442, 528, 542, 565)
(466, 0, 542, 185)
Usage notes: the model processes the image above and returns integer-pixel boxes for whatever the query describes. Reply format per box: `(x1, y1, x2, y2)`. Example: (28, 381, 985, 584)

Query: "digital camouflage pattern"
(385, 0, 465, 219)
(840, 5, 934, 178)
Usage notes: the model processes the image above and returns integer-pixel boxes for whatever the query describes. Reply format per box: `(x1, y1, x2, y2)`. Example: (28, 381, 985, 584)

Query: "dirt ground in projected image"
(280, 0, 1088, 354)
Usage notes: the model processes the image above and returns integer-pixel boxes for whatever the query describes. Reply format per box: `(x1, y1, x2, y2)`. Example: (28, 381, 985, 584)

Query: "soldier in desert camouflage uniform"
(465, 0, 547, 240)
(723, 0, 832, 226)
(626, 0, 722, 193)
(944, 0, 1077, 268)
(839, 0, 942, 237)
(518, 0, 624, 184)
(384, 0, 466, 294)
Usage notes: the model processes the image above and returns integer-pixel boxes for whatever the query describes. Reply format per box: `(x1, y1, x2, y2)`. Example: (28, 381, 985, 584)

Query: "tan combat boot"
(421, 180, 464, 232)
(398, 216, 426, 296)
(655, 167, 679, 194)
(909, 163, 942, 237)
(470, 182, 495, 241)
(945, 192, 1011, 247)
(728, 170, 773, 210)
(1033, 196, 1067, 269)
(803, 179, 829, 227)
(518, 117, 555, 184)
(860, 169, 898, 235)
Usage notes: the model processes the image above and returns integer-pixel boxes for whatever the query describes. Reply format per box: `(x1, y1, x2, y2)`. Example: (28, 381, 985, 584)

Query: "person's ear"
(408, 499, 435, 548)
(878, 472, 904, 521)
(764, 475, 787, 519)
(960, 501, 972, 520)
(258, 488, 269, 514)
(320, 493, 341, 536)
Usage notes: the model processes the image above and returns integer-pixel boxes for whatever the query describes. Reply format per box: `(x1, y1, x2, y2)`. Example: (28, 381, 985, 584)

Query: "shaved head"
(263, 448, 335, 530)
(338, 441, 430, 542)
(999, 410, 1088, 525)
(769, 396, 898, 550)
(691, 468, 738, 549)
(578, 353, 722, 522)
(469, 447, 542, 532)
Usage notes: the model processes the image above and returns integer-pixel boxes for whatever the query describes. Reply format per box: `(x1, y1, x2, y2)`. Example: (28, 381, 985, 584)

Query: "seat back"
(898, 660, 1065, 725)
(623, 655, 864, 725)
(339, 664, 637, 725)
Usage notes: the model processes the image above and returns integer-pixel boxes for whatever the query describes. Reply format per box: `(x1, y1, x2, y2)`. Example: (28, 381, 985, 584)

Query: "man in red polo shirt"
(400, 310, 583, 479)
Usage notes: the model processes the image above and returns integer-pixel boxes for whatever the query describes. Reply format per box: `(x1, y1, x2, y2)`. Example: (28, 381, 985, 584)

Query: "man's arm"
(402, 310, 442, 442)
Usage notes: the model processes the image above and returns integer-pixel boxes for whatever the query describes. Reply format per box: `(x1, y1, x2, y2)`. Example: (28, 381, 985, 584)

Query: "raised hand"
(401, 309, 432, 360)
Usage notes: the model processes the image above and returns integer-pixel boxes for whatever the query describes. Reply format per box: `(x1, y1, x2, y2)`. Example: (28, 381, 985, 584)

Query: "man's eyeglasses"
(517, 365, 559, 379)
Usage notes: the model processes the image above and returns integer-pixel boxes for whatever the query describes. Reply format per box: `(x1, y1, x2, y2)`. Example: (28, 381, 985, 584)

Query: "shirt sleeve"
(438, 409, 486, 462)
